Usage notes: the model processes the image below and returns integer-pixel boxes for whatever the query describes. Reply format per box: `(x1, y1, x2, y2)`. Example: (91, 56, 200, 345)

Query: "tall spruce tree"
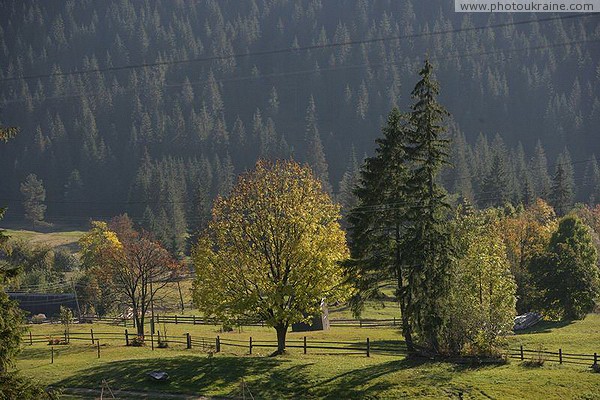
(348, 60, 453, 353)
(347, 107, 413, 348)
(402, 60, 453, 352)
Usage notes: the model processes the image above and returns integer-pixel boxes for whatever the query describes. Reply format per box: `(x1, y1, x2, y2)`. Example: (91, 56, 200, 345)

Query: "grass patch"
(2, 228, 85, 253)
(15, 314, 600, 399)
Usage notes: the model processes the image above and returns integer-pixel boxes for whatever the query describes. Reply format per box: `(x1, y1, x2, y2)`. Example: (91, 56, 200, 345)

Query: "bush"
(31, 314, 46, 324)
(522, 347, 546, 367)
(0, 371, 60, 399)
(129, 336, 145, 347)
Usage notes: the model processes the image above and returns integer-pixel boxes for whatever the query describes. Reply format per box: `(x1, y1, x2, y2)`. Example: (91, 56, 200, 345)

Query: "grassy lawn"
(2, 228, 85, 253)
(15, 314, 600, 399)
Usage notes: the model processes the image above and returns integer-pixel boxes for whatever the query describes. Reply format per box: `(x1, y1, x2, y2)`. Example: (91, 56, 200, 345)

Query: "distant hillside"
(0, 0, 598, 250)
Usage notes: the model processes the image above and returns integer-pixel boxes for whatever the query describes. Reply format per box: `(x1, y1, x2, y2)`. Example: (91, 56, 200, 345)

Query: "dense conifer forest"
(0, 0, 599, 254)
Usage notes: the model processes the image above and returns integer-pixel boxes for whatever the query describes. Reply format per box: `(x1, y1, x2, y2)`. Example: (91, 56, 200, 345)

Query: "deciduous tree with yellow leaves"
(192, 160, 349, 354)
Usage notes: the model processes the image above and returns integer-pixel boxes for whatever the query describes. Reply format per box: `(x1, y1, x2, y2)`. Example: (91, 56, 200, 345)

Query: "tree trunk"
(273, 323, 288, 355)
(396, 225, 414, 353)
(400, 294, 414, 353)
(137, 315, 145, 337)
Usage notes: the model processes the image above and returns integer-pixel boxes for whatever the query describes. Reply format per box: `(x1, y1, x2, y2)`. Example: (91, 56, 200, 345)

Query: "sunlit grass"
(15, 314, 600, 399)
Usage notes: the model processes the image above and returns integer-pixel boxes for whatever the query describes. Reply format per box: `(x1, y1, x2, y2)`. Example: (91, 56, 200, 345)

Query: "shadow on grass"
(51, 346, 485, 399)
(515, 319, 574, 335)
(20, 344, 97, 361)
(55, 355, 309, 398)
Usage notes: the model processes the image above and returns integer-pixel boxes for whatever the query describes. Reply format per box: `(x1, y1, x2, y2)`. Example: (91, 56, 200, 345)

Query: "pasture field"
(14, 314, 600, 399)
(1, 228, 85, 253)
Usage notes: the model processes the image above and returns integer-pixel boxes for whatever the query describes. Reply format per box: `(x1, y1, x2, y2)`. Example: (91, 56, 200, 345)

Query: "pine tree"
(347, 107, 413, 347)
(337, 146, 360, 217)
(478, 154, 510, 208)
(20, 174, 47, 228)
(304, 96, 332, 193)
(349, 60, 453, 354)
(583, 155, 600, 205)
(530, 140, 552, 200)
(402, 60, 453, 352)
(550, 149, 575, 216)
(449, 130, 474, 203)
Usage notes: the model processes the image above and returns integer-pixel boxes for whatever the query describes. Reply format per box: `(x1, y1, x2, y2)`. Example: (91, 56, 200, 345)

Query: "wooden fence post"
(366, 338, 370, 357)
(125, 329, 129, 346)
(186, 333, 191, 349)
(97, 341, 100, 358)
(249, 337, 253, 354)
(594, 353, 597, 365)
(29, 331, 32, 345)
(51, 347, 54, 364)
(304, 336, 307, 355)
(64, 329, 68, 344)
(359, 319, 362, 328)
(520, 345, 524, 361)
(216, 336, 221, 353)
(559, 348, 562, 364)
(151, 332, 154, 351)
(91, 329, 95, 344)
(175, 315, 178, 324)
(393, 317, 396, 326)
(193, 315, 196, 325)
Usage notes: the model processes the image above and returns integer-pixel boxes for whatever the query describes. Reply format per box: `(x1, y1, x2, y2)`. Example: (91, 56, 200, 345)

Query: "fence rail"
(21, 329, 599, 369)
(507, 345, 598, 367)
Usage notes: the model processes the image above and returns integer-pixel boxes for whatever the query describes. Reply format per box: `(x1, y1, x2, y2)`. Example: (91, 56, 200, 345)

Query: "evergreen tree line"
(0, 0, 598, 226)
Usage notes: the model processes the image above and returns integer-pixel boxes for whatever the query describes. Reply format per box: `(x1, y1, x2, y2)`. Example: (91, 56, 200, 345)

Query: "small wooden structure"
(292, 299, 330, 332)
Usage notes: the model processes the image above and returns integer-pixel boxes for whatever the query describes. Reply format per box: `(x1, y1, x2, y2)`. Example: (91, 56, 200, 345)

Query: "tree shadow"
(515, 319, 574, 335)
(51, 345, 503, 398)
(20, 344, 95, 361)
(55, 355, 309, 397)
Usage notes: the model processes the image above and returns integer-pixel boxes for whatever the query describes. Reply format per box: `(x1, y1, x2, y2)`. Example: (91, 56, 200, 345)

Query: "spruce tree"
(348, 60, 453, 354)
(478, 153, 510, 208)
(20, 174, 47, 229)
(583, 155, 600, 205)
(530, 140, 552, 200)
(347, 107, 414, 348)
(402, 59, 453, 352)
(551, 149, 575, 216)
(304, 96, 332, 193)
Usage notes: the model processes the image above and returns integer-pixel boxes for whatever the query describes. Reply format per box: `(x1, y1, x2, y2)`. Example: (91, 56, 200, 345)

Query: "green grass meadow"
(14, 314, 600, 399)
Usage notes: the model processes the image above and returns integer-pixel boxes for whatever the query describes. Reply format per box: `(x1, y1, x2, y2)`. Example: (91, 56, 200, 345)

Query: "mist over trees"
(0, 0, 598, 245)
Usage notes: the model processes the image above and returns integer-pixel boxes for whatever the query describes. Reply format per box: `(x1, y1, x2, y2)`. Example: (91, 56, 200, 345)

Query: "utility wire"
(2, 36, 598, 107)
(0, 13, 595, 84)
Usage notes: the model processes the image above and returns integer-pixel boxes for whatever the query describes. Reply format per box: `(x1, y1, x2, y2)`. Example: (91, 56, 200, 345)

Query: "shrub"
(31, 314, 46, 324)
(129, 336, 145, 347)
(522, 346, 545, 367)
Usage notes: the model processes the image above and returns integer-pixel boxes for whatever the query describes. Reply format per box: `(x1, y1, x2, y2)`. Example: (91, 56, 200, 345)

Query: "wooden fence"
(218, 336, 373, 356)
(507, 345, 599, 366)
(20, 329, 599, 369)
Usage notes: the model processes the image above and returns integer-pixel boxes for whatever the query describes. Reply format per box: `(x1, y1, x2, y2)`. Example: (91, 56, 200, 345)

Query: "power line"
(0, 13, 595, 84)
(1, 36, 597, 107)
